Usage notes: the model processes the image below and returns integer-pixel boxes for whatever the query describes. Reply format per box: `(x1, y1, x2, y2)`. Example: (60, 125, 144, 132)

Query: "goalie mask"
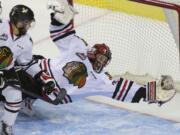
(9, 5, 35, 36)
(87, 43, 112, 73)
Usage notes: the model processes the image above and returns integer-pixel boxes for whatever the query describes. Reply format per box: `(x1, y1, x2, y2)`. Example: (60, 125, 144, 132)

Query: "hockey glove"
(160, 75, 174, 90)
(47, 0, 78, 25)
(146, 75, 176, 106)
(3, 68, 21, 88)
(35, 71, 56, 95)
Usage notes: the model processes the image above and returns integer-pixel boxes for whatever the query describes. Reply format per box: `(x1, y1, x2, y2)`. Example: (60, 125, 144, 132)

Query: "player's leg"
(1, 86, 22, 135)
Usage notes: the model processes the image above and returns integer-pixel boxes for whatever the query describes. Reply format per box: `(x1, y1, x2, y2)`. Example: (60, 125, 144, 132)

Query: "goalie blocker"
(112, 76, 176, 106)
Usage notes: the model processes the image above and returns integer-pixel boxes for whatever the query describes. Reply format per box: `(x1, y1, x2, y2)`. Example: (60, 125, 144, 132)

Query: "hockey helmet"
(9, 5, 35, 35)
(87, 43, 112, 73)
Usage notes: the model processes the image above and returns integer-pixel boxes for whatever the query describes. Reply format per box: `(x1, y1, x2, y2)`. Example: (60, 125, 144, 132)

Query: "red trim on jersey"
(117, 80, 128, 100)
(41, 59, 53, 79)
(50, 23, 74, 38)
(43, 59, 48, 71)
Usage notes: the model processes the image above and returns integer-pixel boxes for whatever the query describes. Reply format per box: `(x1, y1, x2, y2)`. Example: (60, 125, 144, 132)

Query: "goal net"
(72, 0, 180, 84)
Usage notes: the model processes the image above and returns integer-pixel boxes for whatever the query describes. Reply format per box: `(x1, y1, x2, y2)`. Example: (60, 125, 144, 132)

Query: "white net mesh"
(74, 0, 180, 81)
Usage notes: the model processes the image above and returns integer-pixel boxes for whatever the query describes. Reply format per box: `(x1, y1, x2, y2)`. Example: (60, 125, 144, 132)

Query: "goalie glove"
(47, 0, 78, 25)
(146, 75, 176, 106)
(160, 75, 174, 90)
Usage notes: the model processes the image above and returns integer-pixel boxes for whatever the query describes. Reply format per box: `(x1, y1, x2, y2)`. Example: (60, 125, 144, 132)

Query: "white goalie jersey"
(41, 18, 145, 104)
(40, 6, 176, 105)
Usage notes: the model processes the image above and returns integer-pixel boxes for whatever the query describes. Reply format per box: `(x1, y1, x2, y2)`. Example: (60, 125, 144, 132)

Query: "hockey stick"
(6, 82, 67, 105)
(2, 69, 67, 105)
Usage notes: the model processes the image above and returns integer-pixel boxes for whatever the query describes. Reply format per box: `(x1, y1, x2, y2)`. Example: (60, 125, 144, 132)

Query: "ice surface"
(1, 1, 180, 135)
(0, 99, 178, 135)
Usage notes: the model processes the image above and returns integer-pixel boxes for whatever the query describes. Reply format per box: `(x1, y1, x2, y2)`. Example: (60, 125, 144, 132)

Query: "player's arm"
(15, 37, 41, 77)
(0, 37, 39, 90)
(14, 55, 67, 105)
(145, 75, 176, 106)
(18, 60, 56, 95)
(14, 39, 56, 95)
(47, 0, 90, 53)
(111, 77, 146, 103)
(112, 75, 176, 105)
(47, 0, 77, 43)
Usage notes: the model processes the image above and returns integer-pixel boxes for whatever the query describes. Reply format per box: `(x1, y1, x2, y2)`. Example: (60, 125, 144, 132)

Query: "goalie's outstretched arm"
(111, 75, 176, 106)
(47, 0, 78, 53)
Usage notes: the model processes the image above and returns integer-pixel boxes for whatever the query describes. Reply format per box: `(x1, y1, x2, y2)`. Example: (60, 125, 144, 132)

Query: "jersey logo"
(76, 52, 87, 60)
(0, 33, 8, 41)
(22, 7, 28, 13)
(62, 61, 88, 88)
(0, 46, 13, 69)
